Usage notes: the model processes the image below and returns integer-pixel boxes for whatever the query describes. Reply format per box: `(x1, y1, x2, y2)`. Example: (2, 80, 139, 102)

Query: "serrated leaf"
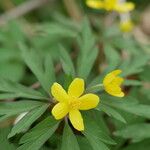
(20, 43, 55, 94)
(0, 61, 25, 82)
(0, 93, 18, 100)
(0, 127, 16, 150)
(114, 123, 150, 142)
(38, 23, 77, 40)
(18, 117, 59, 150)
(96, 103, 126, 123)
(77, 137, 92, 150)
(120, 54, 149, 77)
(102, 95, 150, 119)
(83, 132, 110, 150)
(59, 45, 75, 77)
(77, 18, 98, 80)
(0, 78, 46, 100)
(82, 112, 116, 150)
(61, 123, 80, 150)
(8, 104, 49, 138)
(139, 65, 150, 81)
(104, 44, 120, 71)
(0, 100, 44, 116)
(124, 79, 142, 86)
(122, 139, 150, 150)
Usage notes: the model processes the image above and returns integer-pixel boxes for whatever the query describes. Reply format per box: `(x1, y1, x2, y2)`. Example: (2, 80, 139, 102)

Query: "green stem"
(86, 84, 104, 93)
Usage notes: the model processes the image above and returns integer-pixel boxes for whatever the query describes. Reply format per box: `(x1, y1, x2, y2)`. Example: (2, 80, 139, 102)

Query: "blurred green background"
(0, 0, 150, 150)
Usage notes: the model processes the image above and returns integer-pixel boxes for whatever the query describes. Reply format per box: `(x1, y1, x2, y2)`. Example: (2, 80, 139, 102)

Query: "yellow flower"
(86, 0, 104, 9)
(51, 78, 100, 131)
(120, 20, 134, 32)
(86, 0, 135, 13)
(103, 70, 124, 97)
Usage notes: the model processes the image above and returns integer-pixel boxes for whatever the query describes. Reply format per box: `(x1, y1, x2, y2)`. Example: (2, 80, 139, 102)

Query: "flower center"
(69, 99, 81, 110)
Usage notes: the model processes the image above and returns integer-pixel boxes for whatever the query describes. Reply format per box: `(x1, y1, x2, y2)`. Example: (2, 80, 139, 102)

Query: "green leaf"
(104, 44, 120, 72)
(20, 43, 55, 94)
(8, 104, 49, 138)
(111, 36, 140, 54)
(59, 45, 75, 77)
(0, 78, 46, 100)
(83, 133, 110, 150)
(61, 123, 80, 150)
(77, 137, 93, 150)
(82, 112, 116, 150)
(18, 117, 59, 150)
(52, 13, 80, 31)
(122, 139, 150, 150)
(77, 18, 98, 80)
(120, 54, 149, 77)
(37, 22, 77, 41)
(114, 123, 150, 142)
(124, 79, 142, 86)
(0, 127, 16, 150)
(0, 100, 44, 116)
(139, 65, 150, 81)
(0, 93, 19, 100)
(96, 103, 126, 123)
(102, 95, 150, 119)
(0, 61, 25, 82)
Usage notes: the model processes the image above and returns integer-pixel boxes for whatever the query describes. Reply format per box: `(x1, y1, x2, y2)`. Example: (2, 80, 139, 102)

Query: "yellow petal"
(111, 77, 124, 86)
(51, 83, 69, 103)
(103, 70, 122, 86)
(68, 78, 85, 98)
(86, 0, 104, 9)
(69, 110, 84, 131)
(120, 20, 134, 32)
(104, 0, 117, 11)
(105, 85, 124, 97)
(79, 94, 100, 110)
(114, 2, 135, 13)
(110, 69, 122, 76)
(52, 103, 69, 120)
(114, 92, 125, 97)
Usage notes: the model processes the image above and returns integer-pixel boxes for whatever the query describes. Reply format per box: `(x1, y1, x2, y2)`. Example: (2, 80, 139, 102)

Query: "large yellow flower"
(103, 70, 124, 97)
(86, 0, 135, 13)
(51, 78, 100, 131)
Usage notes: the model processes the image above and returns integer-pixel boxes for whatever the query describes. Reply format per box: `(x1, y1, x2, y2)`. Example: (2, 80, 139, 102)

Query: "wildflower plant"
(86, 0, 135, 32)
(0, 1, 150, 150)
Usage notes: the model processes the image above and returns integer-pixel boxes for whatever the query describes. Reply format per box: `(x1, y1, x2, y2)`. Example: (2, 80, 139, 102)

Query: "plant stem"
(86, 84, 104, 92)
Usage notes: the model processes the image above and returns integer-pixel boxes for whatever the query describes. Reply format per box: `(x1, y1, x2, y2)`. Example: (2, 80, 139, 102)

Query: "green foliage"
(102, 95, 150, 119)
(0, 2, 150, 149)
(0, 24, 25, 81)
(103, 44, 120, 72)
(0, 101, 46, 122)
(0, 127, 16, 150)
(77, 19, 99, 80)
(8, 104, 49, 138)
(58, 45, 75, 77)
(114, 123, 150, 142)
(0, 78, 46, 100)
(17, 117, 60, 150)
(120, 54, 150, 77)
(20, 44, 55, 94)
(82, 112, 116, 150)
(61, 123, 80, 150)
(97, 103, 126, 123)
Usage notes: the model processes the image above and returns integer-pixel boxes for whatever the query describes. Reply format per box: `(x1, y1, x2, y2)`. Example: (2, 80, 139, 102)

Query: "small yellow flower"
(86, 0, 104, 9)
(120, 20, 134, 32)
(86, 0, 135, 13)
(51, 78, 100, 131)
(103, 70, 124, 97)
